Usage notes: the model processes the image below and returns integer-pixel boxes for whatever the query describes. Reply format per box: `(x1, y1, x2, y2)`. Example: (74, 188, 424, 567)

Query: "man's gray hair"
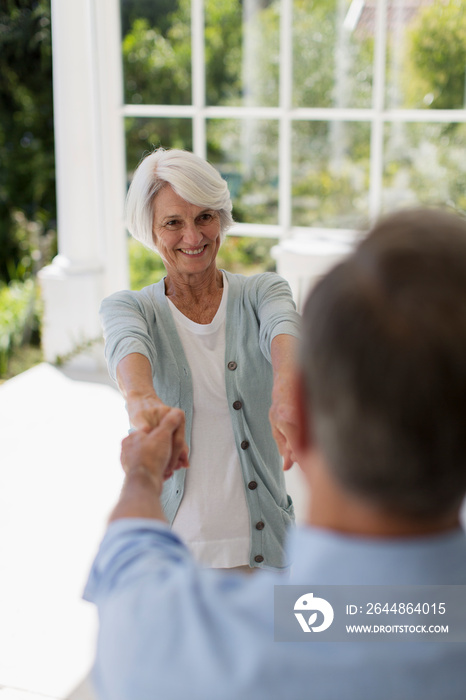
(125, 148, 234, 251)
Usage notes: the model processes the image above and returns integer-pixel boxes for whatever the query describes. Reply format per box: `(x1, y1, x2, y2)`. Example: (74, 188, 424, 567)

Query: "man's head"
(298, 207, 466, 523)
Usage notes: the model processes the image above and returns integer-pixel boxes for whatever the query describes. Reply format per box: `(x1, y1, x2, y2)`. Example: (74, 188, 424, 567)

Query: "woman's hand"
(269, 376, 299, 471)
(270, 334, 300, 471)
(127, 392, 189, 474)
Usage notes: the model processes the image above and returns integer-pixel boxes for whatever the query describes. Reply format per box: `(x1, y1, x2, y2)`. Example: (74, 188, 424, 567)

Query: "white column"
(39, 0, 128, 364)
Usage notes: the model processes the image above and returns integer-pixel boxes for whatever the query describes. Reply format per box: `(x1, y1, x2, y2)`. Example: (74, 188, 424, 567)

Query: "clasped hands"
(121, 393, 189, 489)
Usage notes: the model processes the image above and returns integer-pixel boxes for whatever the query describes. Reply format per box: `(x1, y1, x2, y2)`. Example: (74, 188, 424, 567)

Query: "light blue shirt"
(100, 271, 301, 569)
(84, 519, 466, 700)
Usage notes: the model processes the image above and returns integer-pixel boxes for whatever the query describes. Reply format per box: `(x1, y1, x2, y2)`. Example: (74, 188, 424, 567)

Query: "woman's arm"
(269, 334, 300, 471)
(117, 353, 189, 471)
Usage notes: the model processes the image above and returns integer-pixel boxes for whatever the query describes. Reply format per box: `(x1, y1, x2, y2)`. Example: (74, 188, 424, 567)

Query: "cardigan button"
(233, 400, 243, 410)
(254, 555, 264, 563)
(241, 440, 250, 450)
(227, 361, 237, 370)
(256, 521, 265, 530)
(248, 481, 258, 490)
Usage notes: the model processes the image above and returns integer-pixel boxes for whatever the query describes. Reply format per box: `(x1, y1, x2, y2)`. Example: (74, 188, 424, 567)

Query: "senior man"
(85, 207, 466, 700)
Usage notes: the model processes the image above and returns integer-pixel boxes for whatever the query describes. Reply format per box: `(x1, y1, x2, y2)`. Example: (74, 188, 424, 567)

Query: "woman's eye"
(199, 213, 213, 223)
(166, 220, 182, 229)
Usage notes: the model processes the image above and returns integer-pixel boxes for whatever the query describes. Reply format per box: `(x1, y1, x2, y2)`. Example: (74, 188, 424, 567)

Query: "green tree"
(408, 0, 466, 110)
(0, 0, 56, 284)
(120, 0, 179, 37)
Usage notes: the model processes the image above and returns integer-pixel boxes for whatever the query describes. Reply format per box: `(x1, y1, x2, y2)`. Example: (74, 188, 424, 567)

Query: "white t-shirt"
(169, 274, 251, 567)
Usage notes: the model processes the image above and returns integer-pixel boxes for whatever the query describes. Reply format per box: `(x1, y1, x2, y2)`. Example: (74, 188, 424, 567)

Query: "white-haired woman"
(100, 148, 300, 572)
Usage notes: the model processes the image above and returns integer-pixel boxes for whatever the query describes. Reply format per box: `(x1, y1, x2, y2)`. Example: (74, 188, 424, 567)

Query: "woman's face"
(152, 184, 221, 277)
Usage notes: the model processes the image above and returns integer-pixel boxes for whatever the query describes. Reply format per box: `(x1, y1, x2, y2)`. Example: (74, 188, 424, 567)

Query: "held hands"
(109, 409, 187, 522)
(121, 408, 188, 489)
(126, 392, 189, 472)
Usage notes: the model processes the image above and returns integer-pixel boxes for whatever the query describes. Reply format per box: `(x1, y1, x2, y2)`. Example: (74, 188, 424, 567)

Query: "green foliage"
(0, 0, 56, 284)
(122, 5, 193, 168)
(382, 122, 466, 214)
(204, 0, 243, 105)
(408, 0, 466, 110)
(128, 237, 166, 290)
(292, 0, 373, 109)
(217, 236, 276, 274)
(53, 336, 102, 368)
(0, 278, 41, 376)
(123, 16, 191, 106)
(120, 0, 179, 36)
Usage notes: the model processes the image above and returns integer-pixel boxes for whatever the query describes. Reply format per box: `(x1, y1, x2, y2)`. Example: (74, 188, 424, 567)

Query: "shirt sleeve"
(99, 290, 158, 382)
(254, 273, 301, 363)
(83, 519, 276, 700)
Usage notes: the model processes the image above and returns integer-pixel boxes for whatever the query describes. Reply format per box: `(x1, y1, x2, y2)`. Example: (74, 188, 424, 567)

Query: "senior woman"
(100, 148, 300, 572)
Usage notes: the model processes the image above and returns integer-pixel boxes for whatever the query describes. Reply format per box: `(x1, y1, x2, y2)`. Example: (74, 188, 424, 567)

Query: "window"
(120, 0, 466, 242)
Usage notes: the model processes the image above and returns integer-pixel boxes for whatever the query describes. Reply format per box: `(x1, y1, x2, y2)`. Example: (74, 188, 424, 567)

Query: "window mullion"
(279, 0, 293, 240)
(369, 0, 387, 221)
(192, 0, 206, 159)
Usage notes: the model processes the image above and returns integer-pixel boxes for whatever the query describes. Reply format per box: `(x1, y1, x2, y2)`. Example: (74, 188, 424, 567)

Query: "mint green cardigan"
(100, 271, 301, 570)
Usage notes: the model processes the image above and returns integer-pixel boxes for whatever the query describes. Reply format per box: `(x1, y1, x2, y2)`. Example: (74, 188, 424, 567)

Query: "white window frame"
(120, 0, 466, 244)
(42, 0, 466, 358)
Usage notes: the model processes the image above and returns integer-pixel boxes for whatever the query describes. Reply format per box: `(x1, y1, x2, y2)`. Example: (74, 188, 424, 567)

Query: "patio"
(0, 358, 127, 700)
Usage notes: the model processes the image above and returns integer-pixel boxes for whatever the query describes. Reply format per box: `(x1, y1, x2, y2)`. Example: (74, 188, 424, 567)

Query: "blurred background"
(1, 0, 466, 380)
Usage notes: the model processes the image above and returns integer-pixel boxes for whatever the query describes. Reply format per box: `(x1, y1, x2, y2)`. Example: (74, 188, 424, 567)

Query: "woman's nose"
(182, 221, 204, 246)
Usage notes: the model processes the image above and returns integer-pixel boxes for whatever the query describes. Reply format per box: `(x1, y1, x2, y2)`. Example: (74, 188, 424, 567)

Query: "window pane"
(293, 0, 373, 109)
(121, 0, 192, 106)
(217, 236, 277, 274)
(205, 0, 280, 107)
(125, 117, 193, 173)
(384, 0, 466, 110)
(383, 122, 466, 212)
(207, 119, 279, 224)
(292, 120, 371, 228)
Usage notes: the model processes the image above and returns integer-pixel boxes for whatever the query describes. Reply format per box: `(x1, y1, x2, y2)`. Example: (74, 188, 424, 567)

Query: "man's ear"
(291, 371, 314, 459)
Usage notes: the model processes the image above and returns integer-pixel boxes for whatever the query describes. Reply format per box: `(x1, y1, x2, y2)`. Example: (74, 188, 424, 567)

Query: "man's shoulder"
(288, 526, 466, 584)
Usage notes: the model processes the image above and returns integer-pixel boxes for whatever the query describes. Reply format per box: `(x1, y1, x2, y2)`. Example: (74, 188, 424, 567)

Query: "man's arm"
(269, 333, 300, 470)
(85, 413, 271, 700)
(109, 409, 187, 523)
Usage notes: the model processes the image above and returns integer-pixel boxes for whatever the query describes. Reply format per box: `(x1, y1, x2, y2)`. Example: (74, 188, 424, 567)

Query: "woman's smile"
(179, 245, 208, 256)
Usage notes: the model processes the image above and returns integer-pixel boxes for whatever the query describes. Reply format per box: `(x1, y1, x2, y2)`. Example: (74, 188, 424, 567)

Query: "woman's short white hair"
(125, 148, 234, 251)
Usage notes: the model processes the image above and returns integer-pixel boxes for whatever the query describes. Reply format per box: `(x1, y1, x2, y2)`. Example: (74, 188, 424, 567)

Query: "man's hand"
(121, 408, 187, 489)
(126, 394, 189, 473)
(109, 410, 187, 523)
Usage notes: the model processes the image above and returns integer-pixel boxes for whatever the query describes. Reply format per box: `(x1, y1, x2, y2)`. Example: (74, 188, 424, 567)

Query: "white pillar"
(39, 0, 128, 364)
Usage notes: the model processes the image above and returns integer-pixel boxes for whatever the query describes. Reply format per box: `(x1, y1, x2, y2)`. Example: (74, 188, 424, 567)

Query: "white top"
(168, 273, 251, 567)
